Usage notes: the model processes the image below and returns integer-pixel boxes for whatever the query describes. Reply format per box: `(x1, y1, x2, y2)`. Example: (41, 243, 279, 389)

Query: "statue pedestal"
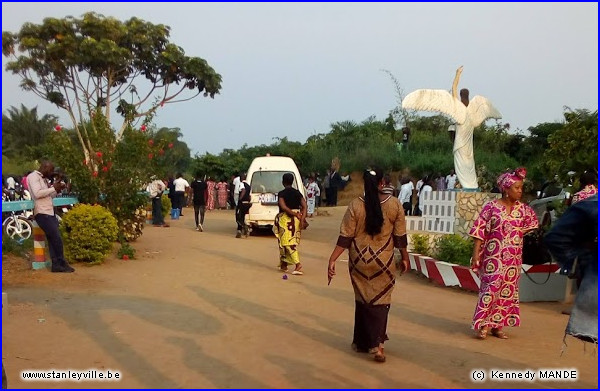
(454, 191, 501, 238)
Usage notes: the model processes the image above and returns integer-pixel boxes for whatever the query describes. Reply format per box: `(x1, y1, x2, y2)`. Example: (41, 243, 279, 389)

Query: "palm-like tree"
(2, 105, 58, 159)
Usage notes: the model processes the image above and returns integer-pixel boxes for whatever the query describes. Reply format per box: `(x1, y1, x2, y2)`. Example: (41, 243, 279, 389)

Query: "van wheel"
(249, 225, 257, 236)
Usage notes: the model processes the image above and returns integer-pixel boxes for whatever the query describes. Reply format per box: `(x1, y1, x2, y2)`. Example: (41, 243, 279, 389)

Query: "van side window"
(251, 171, 296, 193)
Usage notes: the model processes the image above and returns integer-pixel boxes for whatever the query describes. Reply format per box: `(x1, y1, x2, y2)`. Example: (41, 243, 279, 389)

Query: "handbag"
(522, 228, 552, 266)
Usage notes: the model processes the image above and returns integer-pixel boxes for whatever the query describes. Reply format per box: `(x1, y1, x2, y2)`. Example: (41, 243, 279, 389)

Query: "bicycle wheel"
(3, 217, 33, 241)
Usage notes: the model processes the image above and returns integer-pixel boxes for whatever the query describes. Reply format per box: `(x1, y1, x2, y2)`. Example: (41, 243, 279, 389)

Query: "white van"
(246, 156, 306, 229)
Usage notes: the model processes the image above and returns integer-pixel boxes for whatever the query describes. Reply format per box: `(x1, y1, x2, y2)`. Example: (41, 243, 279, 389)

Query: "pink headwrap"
(497, 167, 527, 191)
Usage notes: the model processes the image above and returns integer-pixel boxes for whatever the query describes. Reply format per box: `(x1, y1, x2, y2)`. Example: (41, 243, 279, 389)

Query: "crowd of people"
(395, 169, 458, 216)
(8, 160, 597, 364)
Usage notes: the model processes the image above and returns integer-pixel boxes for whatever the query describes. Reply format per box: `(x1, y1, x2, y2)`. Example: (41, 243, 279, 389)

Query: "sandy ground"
(2, 206, 597, 389)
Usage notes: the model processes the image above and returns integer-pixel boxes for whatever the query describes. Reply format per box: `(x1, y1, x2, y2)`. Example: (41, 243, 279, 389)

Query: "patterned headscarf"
(497, 167, 527, 191)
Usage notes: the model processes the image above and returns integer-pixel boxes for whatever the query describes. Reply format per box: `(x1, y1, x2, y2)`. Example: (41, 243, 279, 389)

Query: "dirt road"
(2, 207, 597, 388)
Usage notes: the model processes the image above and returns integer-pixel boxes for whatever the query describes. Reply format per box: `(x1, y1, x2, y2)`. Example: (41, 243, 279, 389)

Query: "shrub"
(161, 194, 172, 219)
(434, 234, 473, 266)
(411, 234, 431, 256)
(60, 204, 118, 264)
(119, 207, 146, 242)
(117, 242, 136, 260)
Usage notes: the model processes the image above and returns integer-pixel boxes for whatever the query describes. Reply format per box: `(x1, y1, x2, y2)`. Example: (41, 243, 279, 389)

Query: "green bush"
(117, 242, 136, 260)
(434, 234, 473, 266)
(60, 204, 118, 264)
(161, 194, 172, 218)
(411, 234, 431, 256)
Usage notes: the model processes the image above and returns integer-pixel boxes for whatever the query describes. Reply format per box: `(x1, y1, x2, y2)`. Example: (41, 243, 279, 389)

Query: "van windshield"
(250, 171, 297, 193)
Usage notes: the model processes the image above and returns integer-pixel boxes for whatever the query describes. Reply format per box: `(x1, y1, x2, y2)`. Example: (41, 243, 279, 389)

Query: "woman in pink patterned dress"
(469, 168, 538, 340)
(206, 178, 216, 210)
(216, 180, 229, 209)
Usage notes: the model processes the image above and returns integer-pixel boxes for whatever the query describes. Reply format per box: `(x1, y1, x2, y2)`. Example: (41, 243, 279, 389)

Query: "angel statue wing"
(402, 89, 467, 125)
(467, 96, 502, 127)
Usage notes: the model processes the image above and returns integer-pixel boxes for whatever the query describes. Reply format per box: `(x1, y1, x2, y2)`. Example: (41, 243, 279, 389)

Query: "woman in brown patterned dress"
(327, 168, 409, 363)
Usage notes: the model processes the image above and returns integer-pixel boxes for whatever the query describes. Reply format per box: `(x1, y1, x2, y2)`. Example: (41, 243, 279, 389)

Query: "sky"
(2, 2, 598, 156)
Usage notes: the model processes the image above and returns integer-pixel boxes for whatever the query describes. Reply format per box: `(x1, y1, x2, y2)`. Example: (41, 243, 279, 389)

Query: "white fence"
(405, 216, 425, 232)
(421, 191, 456, 234)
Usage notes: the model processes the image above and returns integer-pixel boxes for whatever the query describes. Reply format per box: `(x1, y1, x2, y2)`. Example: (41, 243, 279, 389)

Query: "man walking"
(235, 173, 251, 238)
(191, 172, 208, 231)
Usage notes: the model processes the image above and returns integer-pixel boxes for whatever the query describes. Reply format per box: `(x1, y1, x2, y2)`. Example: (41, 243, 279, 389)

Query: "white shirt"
(232, 176, 241, 190)
(416, 179, 424, 196)
(398, 182, 414, 204)
(446, 174, 457, 189)
(147, 179, 166, 198)
(306, 182, 320, 198)
(419, 184, 433, 210)
(173, 177, 190, 192)
(235, 180, 246, 195)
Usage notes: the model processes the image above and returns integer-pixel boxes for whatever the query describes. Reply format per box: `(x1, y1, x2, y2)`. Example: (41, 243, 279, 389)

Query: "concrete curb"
(407, 253, 561, 293)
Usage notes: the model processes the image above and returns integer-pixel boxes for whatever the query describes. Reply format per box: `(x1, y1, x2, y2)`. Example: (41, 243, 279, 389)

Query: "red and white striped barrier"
(408, 253, 560, 292)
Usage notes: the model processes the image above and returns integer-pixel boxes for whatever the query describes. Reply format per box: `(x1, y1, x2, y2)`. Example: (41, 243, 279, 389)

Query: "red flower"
(96, 151, 103, 158)
(83, 159, 87, 165)
(102, 166, 109, 172)
(122, 255, 129, 260)
(141, 125, 147, 132)
(92, 171, 98, 177)
(148, 153, 154, 159)
(158, 149, 165, 156)
(148, 140, 154, 146)
(160, 101, 165, 107)
(54, 125, 61, 131)
(168, 143, 174, 149)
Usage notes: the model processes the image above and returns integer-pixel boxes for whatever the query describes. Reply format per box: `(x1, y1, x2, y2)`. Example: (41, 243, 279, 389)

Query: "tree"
(2, 12, 221, 166)
(519, 121, 563, 184)
(151, 127, 191, 176)
(46, 110, 182, 240)
(544, 108, 598, 182)
(2, 104, 57, 160)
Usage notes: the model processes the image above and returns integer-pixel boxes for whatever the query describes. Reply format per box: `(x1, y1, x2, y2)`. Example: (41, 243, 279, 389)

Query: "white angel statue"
(402, 66, 502, 189)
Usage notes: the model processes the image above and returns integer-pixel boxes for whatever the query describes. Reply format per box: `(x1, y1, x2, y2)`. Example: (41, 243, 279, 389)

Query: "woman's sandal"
(477, 327, 489, 340)
(291, 267, 304, 275)
(373, 347, 386, 363)
(491, 328, 509, 339)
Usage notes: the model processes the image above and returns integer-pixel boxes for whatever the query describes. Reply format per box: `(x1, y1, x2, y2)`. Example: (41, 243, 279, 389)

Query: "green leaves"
(544, 109, 598, 182)
(2, 104, 58, 161)
(2, 12, 222, 137)
(434, 234, 474, 266)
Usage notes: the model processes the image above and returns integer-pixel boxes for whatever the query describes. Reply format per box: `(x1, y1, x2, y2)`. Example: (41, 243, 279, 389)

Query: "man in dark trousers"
(235, 173, 251, 238)
(191, 172, 208, 231)
(27, 160, 74, 273)
(147, 176, 169, 227)
(328, 168, 342, 207)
